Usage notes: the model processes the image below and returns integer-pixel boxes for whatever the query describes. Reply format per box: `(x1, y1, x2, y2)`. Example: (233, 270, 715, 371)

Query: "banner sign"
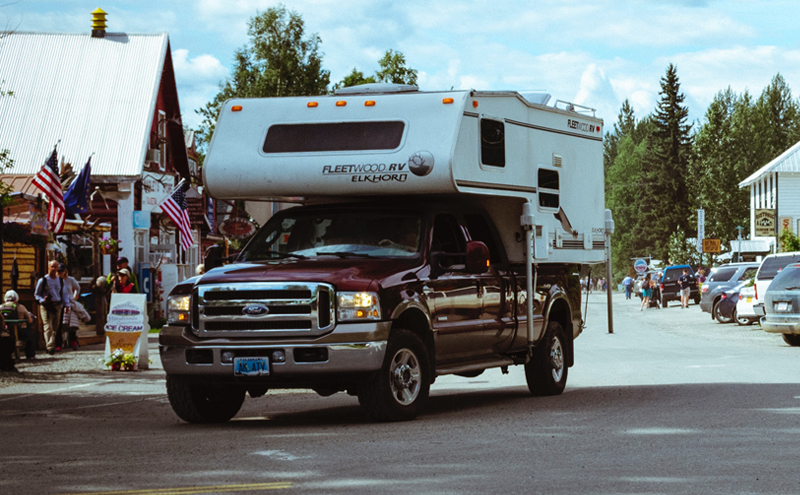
(29, 204, 49, 236)
(697, 209, 705, 254)
(702, 239, 721, 253)
(104, 294, 150, 370)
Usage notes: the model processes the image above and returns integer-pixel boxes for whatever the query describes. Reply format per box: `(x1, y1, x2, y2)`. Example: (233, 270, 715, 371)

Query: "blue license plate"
(234, 357, 270, 376)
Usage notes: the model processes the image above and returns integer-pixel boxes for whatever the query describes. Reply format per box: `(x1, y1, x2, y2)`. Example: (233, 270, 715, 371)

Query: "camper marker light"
(307, 101, 319, 108)
(472, 100, 479, 108)
(442, 97, 454, 104)
(365, 100, 376, 107)
(336, 100, 347, 107)
(231, 105, 243, 112)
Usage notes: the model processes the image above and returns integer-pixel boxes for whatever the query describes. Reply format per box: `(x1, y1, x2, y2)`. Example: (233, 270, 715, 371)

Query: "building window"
(158, 110, 167, 172)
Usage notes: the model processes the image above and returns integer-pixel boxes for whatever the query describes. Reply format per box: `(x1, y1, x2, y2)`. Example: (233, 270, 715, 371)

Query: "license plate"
(746, 297, 753, 303)
(234, 357, 270, 376)
(776, 302, 790, 312)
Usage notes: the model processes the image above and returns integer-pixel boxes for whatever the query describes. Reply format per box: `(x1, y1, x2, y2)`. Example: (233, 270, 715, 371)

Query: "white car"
(735, 285, 759, 324)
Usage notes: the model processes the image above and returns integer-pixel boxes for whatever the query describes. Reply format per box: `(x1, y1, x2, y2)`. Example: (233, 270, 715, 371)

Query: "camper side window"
(480, 119, 505, 167)
(538, 168, 559, 209)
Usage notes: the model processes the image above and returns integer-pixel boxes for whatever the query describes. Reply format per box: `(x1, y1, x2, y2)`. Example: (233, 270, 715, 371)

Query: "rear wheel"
(166, 375, 245, 423)
(693, 295, 701, 305)
(714, 301, 732, 324)
(734, 308, 752, 326)
(358, 329, 431, 422)
(525, 322, 568, 396)
(782, 334, 800, 346)
(661, 297, 668, 308)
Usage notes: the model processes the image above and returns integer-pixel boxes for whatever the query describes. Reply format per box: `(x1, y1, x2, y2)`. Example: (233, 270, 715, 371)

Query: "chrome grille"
(194, 282, 335, 338)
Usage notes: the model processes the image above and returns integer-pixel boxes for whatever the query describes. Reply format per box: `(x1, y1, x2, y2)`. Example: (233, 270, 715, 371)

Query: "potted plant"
(99, 236, 119, 255)
(104, 348, 137, 371)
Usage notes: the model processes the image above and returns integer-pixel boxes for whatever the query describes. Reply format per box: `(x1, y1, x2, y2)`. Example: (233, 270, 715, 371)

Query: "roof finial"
(91, 8, 107, 38)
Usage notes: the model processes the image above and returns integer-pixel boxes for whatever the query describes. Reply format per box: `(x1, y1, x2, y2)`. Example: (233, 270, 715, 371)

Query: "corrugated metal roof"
(729, 239, 773, 253)
(739, 139, 800, 187)
(0, 32, 167, 178)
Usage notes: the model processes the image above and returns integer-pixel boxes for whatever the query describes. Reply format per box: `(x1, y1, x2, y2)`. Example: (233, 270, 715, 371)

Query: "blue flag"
(64, 156, 92, 214)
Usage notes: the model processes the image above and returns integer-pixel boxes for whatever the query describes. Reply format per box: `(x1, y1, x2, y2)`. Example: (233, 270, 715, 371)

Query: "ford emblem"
(242, 303, 269, 316)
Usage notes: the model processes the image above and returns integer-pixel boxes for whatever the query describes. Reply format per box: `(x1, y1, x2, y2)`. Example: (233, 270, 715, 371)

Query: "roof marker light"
(472, 100, 479, 108)
(336, 100, 347, 107)
(443, 98, 454, 104)
(365, 100, 376, 107)
(307, 101, 319, 108)
(231, 105, 243, 112)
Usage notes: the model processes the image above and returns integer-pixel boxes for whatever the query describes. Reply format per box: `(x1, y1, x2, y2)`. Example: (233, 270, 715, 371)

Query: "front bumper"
(159, 321, 390, 378)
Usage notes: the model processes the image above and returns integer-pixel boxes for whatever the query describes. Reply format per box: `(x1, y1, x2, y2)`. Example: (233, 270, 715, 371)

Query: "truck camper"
(160, 83, 609, 422)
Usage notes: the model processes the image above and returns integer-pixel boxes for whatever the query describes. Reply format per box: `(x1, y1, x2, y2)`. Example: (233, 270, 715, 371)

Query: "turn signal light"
(231, 105, 243, 112)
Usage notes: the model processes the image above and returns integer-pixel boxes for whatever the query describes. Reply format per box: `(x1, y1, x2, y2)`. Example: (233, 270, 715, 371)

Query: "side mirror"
(205, 245, 224, 271)
(465, 241, 490, 274)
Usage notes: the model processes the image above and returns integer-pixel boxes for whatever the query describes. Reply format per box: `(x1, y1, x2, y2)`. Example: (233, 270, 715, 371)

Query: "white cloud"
(171, 49, 229, 129)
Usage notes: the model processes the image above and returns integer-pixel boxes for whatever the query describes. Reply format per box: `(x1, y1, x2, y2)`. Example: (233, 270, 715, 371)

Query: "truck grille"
(193, 282, 335, 338)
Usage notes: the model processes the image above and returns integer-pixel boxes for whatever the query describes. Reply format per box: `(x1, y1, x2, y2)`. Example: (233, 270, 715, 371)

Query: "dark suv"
(660, 265, 700, 307)
(700, 262, 760, 322)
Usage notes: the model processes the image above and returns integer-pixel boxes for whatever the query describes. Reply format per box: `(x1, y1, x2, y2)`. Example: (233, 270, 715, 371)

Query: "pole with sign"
(634, 258, 648, 274)
(697, 209, 705, 255)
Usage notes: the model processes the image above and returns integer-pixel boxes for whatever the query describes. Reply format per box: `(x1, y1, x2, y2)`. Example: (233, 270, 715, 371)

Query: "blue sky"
(4, 1, 800, 130)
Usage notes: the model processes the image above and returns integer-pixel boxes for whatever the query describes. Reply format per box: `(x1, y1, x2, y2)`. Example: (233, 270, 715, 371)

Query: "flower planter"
(110, 363, 121, 371)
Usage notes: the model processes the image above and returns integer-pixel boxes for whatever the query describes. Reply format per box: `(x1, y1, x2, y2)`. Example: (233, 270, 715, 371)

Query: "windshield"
(768, 264, 800, 290)
(757, 254, 800, 280)
(238, 210, 422, 261)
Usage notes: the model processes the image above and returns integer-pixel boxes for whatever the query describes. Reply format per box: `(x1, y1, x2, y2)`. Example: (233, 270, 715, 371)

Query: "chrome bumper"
(761, 318, 800, 334)
(159, 322, 390, 376)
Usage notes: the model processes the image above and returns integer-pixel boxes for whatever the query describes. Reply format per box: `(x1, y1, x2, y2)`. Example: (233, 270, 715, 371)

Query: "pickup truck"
(160, 199, 582, 422)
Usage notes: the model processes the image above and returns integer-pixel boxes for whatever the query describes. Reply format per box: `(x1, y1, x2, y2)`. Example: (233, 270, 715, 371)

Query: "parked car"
(734, 284, 759, 325)
(754, 252, 800, 303)
(715, 282, 755, 325)
(700, 262, 760, 323)
(660, 265, 699, 307)
(758, 262, 800, 346)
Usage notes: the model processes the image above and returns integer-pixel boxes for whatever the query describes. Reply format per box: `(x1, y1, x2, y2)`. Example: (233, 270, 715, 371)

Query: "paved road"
(1, 293, 799, 494)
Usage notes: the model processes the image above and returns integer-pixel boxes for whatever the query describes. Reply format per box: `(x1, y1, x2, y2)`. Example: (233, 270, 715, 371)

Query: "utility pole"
(605, 209, 615, 334)
(735, 226, 744, 262)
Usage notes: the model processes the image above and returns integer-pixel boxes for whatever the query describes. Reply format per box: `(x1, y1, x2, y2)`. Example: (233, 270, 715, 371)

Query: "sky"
(3, 0, 800, 131)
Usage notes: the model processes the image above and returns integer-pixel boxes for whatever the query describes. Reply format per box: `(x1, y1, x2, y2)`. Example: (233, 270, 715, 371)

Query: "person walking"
(678, 268, 692, 308)
(640, 273, 652, 311)
(107, 257, 139, 294)
(0, 290, 35, 360)
(622, 275, 633, 300)
(35, 260, 71, 355)
(112, 269, 135, 294)
(60, 265, 89, 351)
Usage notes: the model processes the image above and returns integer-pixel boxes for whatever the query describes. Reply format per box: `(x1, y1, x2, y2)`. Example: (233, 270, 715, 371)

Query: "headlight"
(337, 291, 381, 322)
(167, 294, 191, 325)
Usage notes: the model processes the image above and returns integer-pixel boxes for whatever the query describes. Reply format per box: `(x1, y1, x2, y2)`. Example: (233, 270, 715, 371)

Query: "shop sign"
(779, 216, 792, 234)
(141, 172, 175, 213)
(29, 204, 48, 235)
(103, 294, 150, 370)
(754, 209, 776, 237)
(187, 197, 205, 227)
(219, 217, 256, 239)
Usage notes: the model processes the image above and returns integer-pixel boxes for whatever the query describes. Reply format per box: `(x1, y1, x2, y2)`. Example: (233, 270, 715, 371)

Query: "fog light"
(271, 350, 286, 363)
(221, 351, 235, 364)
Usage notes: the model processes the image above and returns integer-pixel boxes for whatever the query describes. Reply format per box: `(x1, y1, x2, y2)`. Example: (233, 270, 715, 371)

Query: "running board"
(436, 357, 515, 377)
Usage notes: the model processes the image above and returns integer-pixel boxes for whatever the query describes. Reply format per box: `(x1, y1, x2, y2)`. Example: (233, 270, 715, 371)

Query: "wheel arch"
(391, 307, 435, 376)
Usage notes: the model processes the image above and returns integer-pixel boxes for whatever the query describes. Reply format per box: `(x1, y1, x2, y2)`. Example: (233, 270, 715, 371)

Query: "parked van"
(754, 252, 800, 302)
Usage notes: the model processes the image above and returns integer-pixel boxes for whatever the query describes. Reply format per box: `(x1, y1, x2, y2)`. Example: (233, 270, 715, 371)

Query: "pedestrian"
(35, 260, 71, 355)
(107, 257, 139, 294)
(60, 265, 89, 350)
(0, 311, 18, 372)
(640, 273, 652, 311)
(696, 268, 707, 290)
(649, 277, 661, 309)
(678, 268, 692, 308)
(113, 268, 135, 294)
(622, 274, 633, 300)
(0, 290, 35, 360)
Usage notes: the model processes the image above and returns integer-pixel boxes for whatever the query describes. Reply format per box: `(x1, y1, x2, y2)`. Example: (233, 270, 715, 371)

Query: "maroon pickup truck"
(160, 199, 583, 422)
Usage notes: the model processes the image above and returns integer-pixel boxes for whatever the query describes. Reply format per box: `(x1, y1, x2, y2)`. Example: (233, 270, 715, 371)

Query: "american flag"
(160, 179, 194, 251)
(32, 145, 65, 233)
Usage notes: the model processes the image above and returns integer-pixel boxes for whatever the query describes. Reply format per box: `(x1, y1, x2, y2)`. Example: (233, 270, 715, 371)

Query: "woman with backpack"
(640, 273, 652, 311)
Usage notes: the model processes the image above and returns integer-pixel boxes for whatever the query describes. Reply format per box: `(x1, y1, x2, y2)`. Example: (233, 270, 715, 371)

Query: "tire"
(166, 375, 245, 423)
(714, 301, 732, 324)
(358, 329, 431, 422)
(525, 321, 568, 396)
(782, 334, 800, 346)
(734, 308, 752, 326)
(661, 297, 668, 308)
(694, 296, 701, 305)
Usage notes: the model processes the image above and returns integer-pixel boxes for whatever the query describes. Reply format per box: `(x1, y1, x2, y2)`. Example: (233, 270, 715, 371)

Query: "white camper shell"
(204, 86, 606, 265)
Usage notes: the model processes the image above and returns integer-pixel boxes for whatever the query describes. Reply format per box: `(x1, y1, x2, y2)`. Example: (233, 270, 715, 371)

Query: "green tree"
(333, 68, 376, 90)
(754, 74, 800, 159)
(332, 49, 418, 90)
(195, 5, 330, 146)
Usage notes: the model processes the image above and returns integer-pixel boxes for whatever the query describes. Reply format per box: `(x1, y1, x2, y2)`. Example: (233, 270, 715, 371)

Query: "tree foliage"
(332, 49, 418, 90)
(195, 5, 330, 146)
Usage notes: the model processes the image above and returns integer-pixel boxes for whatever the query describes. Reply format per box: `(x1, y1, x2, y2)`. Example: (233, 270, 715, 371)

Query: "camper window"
(480, 119, 505, 167)
(263, 121, 405, 153)
(538, 168, 560, 209)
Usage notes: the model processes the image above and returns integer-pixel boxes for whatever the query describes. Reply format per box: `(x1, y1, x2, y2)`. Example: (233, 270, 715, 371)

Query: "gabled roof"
(739, 139, 800, 187)
(0, 32, 169, 178)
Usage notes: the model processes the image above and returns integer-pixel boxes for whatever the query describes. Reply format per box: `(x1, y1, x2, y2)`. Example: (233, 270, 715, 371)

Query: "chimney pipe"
(91, 8, 107, 38)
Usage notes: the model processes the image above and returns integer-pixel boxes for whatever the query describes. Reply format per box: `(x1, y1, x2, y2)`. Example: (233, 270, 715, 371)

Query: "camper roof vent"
(334, 83, 419, 95)
(519, 92, 551, 106)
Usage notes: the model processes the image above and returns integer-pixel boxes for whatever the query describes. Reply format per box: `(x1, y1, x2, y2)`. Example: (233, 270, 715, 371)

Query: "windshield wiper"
(316, 251, 374, 258)
(783, 286, 800, 291)
(255, 250, 308, 260)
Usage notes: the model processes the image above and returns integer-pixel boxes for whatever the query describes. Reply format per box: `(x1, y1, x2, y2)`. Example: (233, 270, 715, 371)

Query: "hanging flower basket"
(99, 237, 119, 255)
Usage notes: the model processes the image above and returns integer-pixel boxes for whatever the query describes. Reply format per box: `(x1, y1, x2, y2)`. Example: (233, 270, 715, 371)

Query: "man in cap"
(107, 257, 139, 294)
(35, 260, 71, 354)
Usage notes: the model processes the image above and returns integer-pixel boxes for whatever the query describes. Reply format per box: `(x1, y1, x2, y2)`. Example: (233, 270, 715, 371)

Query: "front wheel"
(358, 329, 431, 422)
(714, 302, 732, 324)
(782, 334, 800, 346)
(525, 321, 568, 396)
(166, 375, 245, 423)
(734, 308, 752, 326)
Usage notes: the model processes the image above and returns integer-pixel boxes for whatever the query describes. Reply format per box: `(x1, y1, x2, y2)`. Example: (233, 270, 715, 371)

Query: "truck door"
(425, 214, 485, 362)
(463, 213, 516, 353)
